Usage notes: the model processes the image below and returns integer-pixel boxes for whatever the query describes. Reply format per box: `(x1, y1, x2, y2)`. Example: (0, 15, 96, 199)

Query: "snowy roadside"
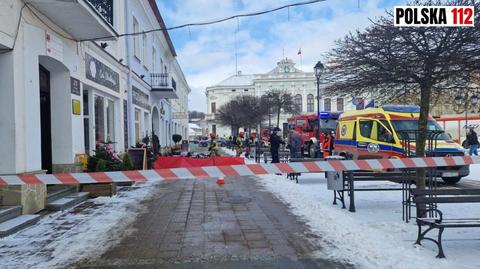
(256, 169, 480, 269)
(0, 182, 160, 269)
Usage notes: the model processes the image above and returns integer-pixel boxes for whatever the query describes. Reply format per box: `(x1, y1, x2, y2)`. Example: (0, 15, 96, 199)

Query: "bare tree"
(324, 0, 480, 192)
(263, 90, 299, 128)
(216, 95, 269, 135)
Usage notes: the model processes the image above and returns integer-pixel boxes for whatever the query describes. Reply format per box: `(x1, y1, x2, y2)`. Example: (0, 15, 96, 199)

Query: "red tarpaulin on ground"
(153, 156, 245, 169)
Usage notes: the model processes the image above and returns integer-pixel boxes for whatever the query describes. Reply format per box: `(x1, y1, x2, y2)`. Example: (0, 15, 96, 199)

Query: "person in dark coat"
(288, 130, 303, 159)
(467, 128, 479, 156)
(270, 127, 285, 163)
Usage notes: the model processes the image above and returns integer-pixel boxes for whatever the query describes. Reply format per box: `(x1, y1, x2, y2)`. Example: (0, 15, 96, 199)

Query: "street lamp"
(314, 61, 325, 157)
(454, 93, 479, 140)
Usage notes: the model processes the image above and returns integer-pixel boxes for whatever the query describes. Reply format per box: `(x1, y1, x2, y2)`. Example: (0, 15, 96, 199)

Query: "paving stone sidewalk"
(78, 176, 351, 269)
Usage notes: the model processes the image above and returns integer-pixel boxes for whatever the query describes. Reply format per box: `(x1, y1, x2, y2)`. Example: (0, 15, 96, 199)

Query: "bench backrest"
(413, 188, 480, 204)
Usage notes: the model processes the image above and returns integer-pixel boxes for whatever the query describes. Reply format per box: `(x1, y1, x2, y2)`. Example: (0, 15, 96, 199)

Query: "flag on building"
(297, 48, 301, 55)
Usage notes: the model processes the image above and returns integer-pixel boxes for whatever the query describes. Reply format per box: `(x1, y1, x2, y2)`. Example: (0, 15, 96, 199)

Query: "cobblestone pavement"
(78, 176, 351, 269)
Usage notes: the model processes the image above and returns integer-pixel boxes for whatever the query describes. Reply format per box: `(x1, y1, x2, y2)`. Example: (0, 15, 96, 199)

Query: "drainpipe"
(125, 0, 134, 148)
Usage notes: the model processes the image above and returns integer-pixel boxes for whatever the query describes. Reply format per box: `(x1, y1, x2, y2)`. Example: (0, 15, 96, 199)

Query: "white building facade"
(205, 58, 355, 138)
(0, 0, 189, 175)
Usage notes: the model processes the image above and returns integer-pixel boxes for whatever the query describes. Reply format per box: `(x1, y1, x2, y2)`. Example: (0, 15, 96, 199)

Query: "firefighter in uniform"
(236, 132, 244, 157)
(208, 133, 220, 157)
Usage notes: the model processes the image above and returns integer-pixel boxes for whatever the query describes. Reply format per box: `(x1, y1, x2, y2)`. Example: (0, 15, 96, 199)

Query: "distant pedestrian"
(467, 128, 479, 156)
(244, 136, 251, 158)
(208, 133, 220, 157)
(270, 127, 285, 163)
(236, 132, 244, 157)
(288, 130, 303, 159)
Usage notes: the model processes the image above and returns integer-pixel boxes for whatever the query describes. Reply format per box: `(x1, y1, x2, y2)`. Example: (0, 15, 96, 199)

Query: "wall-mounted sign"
(85, 53, 119, 92)
(71, 77, 81, 96)
(132, 86, 150, 110)
(72, 99, 81, 115)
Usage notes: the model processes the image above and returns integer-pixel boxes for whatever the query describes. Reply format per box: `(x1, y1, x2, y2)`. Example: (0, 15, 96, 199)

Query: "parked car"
(199, 139, 210, 147)
(217, 137, 227, 147)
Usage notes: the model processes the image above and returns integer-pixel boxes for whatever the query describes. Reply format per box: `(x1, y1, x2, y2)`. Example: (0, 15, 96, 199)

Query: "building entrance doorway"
(39, 65, 52, 173)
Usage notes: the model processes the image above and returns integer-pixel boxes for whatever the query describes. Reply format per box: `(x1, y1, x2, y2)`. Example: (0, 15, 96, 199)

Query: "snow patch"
(0, 182, 160, 268)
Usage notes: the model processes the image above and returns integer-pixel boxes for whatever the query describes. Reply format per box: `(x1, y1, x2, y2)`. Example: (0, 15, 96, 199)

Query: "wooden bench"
(413, 188, 480, 258)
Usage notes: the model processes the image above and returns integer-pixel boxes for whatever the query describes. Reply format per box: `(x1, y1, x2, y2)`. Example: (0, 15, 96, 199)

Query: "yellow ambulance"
(334, 105, 468, 183)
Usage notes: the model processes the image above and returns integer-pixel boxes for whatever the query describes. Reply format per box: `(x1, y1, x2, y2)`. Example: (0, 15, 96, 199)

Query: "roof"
(213, 74, 255, 87)
(147, 0, 177, 57)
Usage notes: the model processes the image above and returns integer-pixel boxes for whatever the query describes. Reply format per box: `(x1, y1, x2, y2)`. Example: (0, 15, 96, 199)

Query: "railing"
(150, 73, 170, 89)
(86, 0, 114, 26)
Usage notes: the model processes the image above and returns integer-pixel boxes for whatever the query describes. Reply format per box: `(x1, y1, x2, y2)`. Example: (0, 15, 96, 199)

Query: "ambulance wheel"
(308, 143, 316, 158)
(442, 177, 461, 184)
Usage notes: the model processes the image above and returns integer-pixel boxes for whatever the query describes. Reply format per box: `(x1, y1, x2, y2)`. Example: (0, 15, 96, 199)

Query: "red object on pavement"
(216, 178, 225, 185)
(153, 156, 245, 169)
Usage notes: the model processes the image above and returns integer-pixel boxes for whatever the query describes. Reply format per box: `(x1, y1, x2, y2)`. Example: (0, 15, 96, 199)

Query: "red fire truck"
(287, 112, 341, 157)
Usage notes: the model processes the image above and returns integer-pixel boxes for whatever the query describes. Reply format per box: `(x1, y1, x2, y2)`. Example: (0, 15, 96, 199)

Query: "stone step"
(0, 206, 22, 223)
(46, 185, 77, 204)
(0, 215, 41, 238)
(45, 192, 89, 211)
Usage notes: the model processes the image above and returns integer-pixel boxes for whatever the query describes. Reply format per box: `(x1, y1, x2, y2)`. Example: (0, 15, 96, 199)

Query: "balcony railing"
(86, 0, 114, 26)
(150, 73, 178, 99)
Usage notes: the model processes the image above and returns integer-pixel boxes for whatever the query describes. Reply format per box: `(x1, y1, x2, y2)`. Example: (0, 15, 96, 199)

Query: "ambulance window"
(359, 120, 373, 138)
(377, 122, 393, 143)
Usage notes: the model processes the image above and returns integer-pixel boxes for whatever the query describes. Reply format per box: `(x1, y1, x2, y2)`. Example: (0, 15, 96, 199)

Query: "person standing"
(270, 127, 285, 163)
(467, 128, 479, 156)
(288, 129, 303, 159)
(236, 132, 244, 157)
(208, 133, 220, 157)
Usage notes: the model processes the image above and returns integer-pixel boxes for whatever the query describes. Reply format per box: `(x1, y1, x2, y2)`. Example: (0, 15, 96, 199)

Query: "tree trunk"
(276, 107, 281, 128)
(416, 84, 432, 217)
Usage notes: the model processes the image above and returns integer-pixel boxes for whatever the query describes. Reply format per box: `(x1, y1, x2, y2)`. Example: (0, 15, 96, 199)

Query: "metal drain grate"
(223, 195, 252, 204)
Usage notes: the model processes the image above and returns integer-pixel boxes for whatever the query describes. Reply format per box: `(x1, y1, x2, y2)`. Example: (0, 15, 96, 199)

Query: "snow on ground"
(0, 182, 160, 269)
(256, 165, 480, 269)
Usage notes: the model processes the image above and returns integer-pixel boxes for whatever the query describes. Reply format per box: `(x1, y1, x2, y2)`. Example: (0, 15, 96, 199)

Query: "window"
(294, 94, 302, 112)
(133, 17, 140, 59)
(324, 98, 331, 112)
(106, 99, 115, 143)
(144, 112, 149, 137)
(211, 102, 216, 113)
(94, 95, 116, 144)
(83, 89, 90, 153)
(95, 95, 105, 142)
(152, 47, 157, 73)
(135, 109, 141, 142)
(307, 94, 314, 112)
(337, 98, 344, 111)
(142, 32, 147, 64)
(359, 119, 373, 138)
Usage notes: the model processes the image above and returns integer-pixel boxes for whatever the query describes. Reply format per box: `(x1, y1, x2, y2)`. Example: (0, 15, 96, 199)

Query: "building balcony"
(206, 113, 216, 121)
(150, 73, 178, 99)
(25, 0, 117, 41)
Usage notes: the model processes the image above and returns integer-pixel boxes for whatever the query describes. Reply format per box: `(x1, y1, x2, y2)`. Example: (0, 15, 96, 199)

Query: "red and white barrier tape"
(0, 156, 477, 185)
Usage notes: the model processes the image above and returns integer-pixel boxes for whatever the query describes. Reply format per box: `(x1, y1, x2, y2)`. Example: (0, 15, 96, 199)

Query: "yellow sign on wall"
(72, 99, 81, 115)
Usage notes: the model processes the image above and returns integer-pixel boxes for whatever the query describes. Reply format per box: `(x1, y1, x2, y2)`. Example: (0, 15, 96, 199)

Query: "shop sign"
(132, 86, 150, 110)
(71, 77, 81, 96)
(85, 53, 119, 92)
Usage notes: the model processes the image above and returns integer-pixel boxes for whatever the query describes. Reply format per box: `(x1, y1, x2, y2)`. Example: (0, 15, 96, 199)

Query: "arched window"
(307, 94, 314, 112)
(294, 94, 302, 112)
(337, 98, 344, 111)
(324, 98, 331, 112)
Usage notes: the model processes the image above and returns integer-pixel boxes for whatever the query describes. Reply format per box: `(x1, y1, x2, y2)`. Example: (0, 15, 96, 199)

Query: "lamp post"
(454, 93, 478, 140)
(314, 61, 325, 157)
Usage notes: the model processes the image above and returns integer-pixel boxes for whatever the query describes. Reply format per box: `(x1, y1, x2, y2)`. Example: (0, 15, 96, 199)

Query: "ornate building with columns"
(205, 58, 355, 137)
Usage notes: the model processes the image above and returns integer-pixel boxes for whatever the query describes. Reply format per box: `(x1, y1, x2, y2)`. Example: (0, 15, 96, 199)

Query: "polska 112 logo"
(394, 6, 475, 27)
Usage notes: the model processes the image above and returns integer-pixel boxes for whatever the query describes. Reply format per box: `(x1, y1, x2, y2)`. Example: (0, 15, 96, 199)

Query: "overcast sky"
(157, 0, 406, 112)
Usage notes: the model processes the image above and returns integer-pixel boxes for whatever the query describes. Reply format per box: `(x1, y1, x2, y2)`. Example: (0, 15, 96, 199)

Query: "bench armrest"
(418, 208, 443, 223)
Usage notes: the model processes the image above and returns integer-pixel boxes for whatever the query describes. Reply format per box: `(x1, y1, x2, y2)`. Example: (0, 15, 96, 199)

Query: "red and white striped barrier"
(0, 156, 477, 185)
